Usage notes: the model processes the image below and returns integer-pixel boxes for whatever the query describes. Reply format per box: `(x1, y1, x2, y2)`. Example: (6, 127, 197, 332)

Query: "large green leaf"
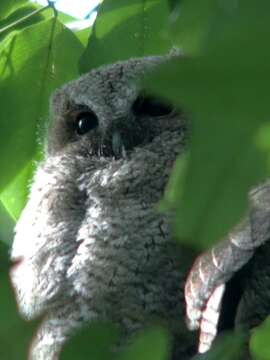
(80, 0, 172, 73)
(0, 270, 39, 359)
(145, 0, 270, 249)
(0, 17, 84, 220)
(0, 0, 28, 21)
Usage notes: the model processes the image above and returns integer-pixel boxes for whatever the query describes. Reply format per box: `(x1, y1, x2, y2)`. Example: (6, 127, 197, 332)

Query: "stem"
(0, 5, 51, 35)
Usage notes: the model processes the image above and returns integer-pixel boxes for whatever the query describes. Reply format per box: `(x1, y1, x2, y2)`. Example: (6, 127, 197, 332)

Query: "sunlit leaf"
(0, 17, 83, 219)
(0, 3, 50, 41)
(0, 0, 28, 21)
(80, 0, 172, 73)
(75, 27, 92, 47)
(0, 160, 34, 221)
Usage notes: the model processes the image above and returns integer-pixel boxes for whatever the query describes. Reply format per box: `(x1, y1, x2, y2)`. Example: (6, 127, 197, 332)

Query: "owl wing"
(185, 181, 270, 353)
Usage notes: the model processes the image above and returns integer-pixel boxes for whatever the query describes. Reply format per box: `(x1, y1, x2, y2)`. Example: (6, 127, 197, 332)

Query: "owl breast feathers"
(10, 55, 194, 359)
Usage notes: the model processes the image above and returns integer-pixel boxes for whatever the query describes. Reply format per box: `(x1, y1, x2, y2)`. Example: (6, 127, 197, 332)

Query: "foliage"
(250, 317, 270, 360)
(0, 270, 39, 359)
(0, 0, 270, 359)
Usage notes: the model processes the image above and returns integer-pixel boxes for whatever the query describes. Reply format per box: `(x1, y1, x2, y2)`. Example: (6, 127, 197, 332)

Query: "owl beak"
(112, 130, 127, 158)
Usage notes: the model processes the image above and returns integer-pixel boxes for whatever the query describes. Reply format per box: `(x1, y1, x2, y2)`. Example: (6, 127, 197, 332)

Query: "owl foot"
(185, 251, 226, 353)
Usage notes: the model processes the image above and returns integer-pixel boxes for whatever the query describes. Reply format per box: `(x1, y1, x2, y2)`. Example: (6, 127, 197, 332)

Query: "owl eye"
(132, 94, 174, 117)
(76, 111, 99, 135)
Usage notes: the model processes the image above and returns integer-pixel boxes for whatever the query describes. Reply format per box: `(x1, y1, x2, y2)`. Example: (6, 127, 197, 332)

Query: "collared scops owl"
(10, 54, 197, 360)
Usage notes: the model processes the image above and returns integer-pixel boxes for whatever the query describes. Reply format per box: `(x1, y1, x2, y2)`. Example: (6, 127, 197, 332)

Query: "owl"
(10, 54, 197, 360)
(10, 52, 270, 360)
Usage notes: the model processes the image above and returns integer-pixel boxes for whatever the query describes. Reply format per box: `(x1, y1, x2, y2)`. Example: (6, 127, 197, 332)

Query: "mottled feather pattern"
(11, 55, 195, 359)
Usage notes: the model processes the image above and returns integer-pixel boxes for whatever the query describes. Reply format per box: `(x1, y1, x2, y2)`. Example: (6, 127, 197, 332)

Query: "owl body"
(10, 56, 194, 359)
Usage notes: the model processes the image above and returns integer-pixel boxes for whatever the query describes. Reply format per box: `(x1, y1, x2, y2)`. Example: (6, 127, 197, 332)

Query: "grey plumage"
(185, 174, 270, 352)
(10, 55, 196, 359)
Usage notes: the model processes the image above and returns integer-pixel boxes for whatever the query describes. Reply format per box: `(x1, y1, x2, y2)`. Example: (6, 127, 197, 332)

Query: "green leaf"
(0, 241, 9, 266)
(0, 202, 15, 245)
(61, 322, 119, 360)
(80, 0, 172, 73)
(0, 270, 39, 359)
(118, 327, 170, 360)
(170, 0, 221, 54)
(0, 160, 35, 221)
(145, 0, 270, 249)
(250, 317, 270, 360)
(0, 0, 28, 21)
(75, 27, 92, 47)
(0, 18, 84, 218)
(0, 3, 50, 41)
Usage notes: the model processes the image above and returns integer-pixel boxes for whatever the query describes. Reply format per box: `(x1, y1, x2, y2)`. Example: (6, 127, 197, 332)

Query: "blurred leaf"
(0, 160, 35, 221)
(0, 3, 50, 41)
(80, 0, 172, 73)
(250, 317, 270, 360)
(58, 11, 78, 25)
(0, 241, 9, 267)
(193, 331, 246, 360)
(76, 27, 92, 47)
(118, 326, 170, 360)
(0, 202, 15, 245)
(170, 0, 220, 54)
(0, 0, 28, 21)
(160, 153, 188, 211)
(145, 0, 270, 249)
(0, 270, 39, 359)
(0, 18, 84, 218)
(61, 322, 119, 360)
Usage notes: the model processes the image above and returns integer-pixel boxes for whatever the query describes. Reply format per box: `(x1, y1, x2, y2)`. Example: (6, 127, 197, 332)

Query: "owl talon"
(185, 252, 227, 352)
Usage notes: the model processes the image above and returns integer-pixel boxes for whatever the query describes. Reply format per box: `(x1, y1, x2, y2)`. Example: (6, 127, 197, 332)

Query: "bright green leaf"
(0, 0, 28, 21)
(0, 3, 50, 41)
(0, 17, 84, 218)
(80, 0, 172, 73)
(0, 160, 35, 221)
(75, 27, 92, 47)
